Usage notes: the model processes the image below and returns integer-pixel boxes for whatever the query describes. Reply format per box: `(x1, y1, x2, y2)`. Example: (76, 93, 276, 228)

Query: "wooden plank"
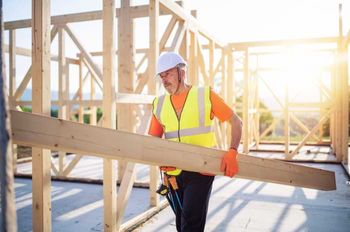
(11, 110, 337, 191)
(31, 0, 52, 231)
(102, 1, 117, 231)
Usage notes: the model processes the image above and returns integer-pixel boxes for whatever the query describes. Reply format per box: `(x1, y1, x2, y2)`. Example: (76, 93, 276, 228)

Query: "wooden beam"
(4, 44, 80, 64)
(11, 110, 336, 191)
(31, 0, 52, 231)
(4, 5, 175, 30)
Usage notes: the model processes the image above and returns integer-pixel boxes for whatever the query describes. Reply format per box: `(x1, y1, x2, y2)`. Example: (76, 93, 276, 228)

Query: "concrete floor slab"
(135, 163, 350, 232)
(14, 178, 151, 232)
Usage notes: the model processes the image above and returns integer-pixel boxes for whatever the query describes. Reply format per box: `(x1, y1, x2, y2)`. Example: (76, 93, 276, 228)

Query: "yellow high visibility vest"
(153, 86, 216, 175)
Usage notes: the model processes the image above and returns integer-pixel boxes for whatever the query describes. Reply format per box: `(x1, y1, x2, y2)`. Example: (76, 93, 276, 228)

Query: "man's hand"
(160, 166, 177, 172)
(220, 148, 239, 177)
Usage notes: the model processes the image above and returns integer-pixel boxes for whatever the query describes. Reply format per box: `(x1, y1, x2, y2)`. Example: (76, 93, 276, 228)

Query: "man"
(148, 52, 242, 232)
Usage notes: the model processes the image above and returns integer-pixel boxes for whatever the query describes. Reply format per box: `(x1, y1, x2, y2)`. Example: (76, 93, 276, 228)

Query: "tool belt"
(156, 173, 179, 196)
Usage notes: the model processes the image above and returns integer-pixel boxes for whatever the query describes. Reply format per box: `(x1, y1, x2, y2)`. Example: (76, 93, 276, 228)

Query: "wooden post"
(9, 29, 17, 173)
(254, 66, 260, 149)
(243, 49, 249, 153)
(189, 10, 198, 85)
(330, 55, 336, 155)
(209, 41, 215, 87)
(221, 48, 228, 148)
(338, 4, 349, 165)
(284, 76, 290, 157)
(90, 74, 97, 125)
(102, 0, 117, 231)
(78, 57, 84, 123)
(334, 4, 343, 161)
(149, 0, 160, 207)
(118, 0, 135, 182)
(31, 0, 52, 231)
(9, 29, 15, 108)
(1, 5, 18, 229)
(58, 26, 67, 175)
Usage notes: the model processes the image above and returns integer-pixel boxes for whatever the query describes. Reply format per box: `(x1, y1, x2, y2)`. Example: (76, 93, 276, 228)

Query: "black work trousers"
(169, 171, 215, 232)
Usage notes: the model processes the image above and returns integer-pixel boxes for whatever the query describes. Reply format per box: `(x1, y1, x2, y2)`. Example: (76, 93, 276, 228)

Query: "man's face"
(159, 67, 179, 94)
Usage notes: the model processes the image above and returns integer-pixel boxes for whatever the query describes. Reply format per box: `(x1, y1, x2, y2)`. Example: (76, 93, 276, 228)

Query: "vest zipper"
(170, 89, 191, 142)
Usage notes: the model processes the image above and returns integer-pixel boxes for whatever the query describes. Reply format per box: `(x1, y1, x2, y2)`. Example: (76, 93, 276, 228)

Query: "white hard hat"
(156, 52, 187, 75)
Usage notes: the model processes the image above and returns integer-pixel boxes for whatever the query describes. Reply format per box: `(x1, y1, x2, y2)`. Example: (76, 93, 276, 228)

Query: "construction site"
(0, 0, 349, 231)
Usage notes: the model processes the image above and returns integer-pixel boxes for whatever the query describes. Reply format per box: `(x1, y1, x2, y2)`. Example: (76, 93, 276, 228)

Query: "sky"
(2, 0, 348, 105)
(4, 0, 349, 43)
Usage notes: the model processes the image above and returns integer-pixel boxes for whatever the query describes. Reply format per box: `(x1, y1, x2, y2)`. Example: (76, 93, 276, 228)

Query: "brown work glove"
(220, 148, 239, 177)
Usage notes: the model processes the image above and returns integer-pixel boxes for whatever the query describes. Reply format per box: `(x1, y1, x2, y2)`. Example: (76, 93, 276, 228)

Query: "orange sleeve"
(148, 114, 164, 137)
(210, 89, 234, 122)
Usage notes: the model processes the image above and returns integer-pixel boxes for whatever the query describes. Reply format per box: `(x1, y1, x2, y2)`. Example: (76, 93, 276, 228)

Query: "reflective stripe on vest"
(165, 125, 213, 139)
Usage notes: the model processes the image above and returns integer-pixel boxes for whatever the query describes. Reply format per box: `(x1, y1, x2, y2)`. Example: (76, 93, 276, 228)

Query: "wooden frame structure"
(2, 0, 348, 231)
